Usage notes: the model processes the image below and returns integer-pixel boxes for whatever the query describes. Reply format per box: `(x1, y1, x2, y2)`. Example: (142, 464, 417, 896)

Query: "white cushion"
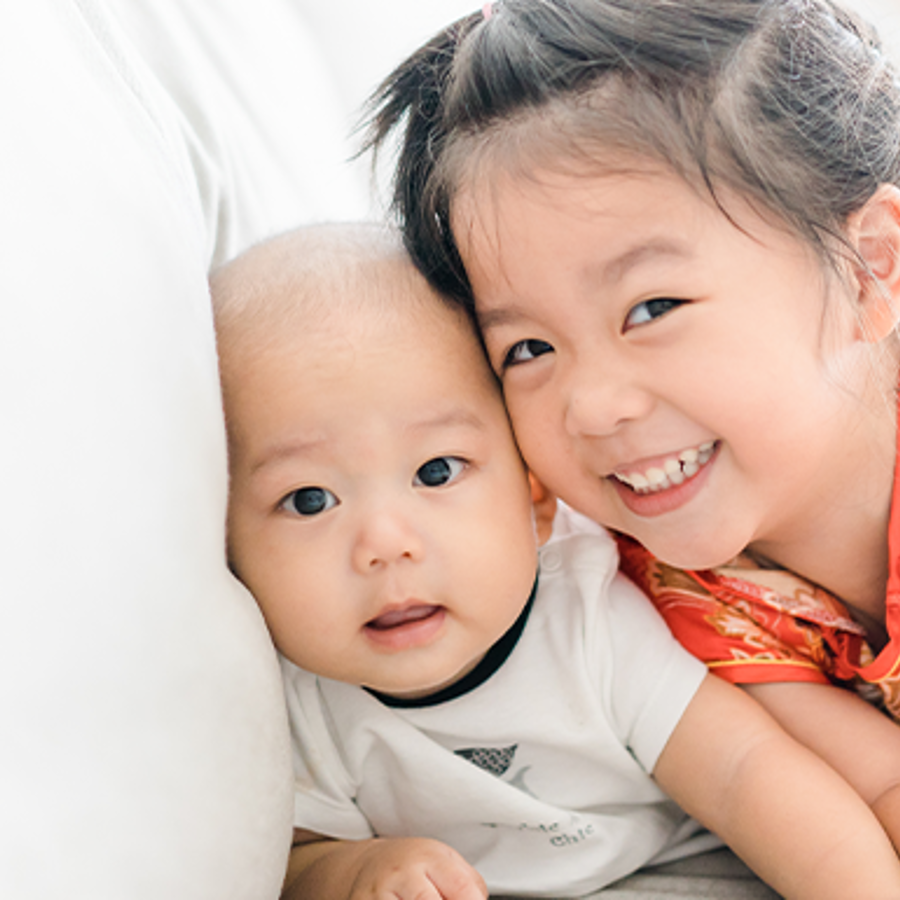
(0, 1, 363, 896)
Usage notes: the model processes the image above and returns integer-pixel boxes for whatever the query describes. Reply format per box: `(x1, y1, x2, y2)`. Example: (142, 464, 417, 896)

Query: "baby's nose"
(351, 508, 424, 573)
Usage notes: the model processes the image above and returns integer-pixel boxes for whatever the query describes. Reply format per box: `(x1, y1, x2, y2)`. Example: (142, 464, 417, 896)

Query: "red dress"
(616, 451, 900, 722)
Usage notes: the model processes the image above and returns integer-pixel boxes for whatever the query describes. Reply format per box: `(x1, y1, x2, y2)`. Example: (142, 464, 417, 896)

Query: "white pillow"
(0, 1, 363, 896)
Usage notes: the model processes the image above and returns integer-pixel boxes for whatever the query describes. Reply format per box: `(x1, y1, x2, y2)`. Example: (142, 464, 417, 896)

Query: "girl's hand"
(654, 675, 900, 899)
(283, 831, 488, 900)
(743, 680, 900, 854)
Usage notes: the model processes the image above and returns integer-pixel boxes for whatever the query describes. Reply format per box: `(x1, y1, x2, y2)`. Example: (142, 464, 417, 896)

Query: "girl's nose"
(563, 363, 654, 438)
(351, 507, 425, 573)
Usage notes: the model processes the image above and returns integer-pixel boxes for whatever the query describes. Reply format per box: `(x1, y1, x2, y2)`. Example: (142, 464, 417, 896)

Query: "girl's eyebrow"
(600, 238, 691, 285)
(479, 237, 693, 332)
(478, 306, 527, 331)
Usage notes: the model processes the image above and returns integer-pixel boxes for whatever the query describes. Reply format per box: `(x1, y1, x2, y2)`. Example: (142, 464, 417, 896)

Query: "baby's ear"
(850, 184, 900, 343)
(529, 472, 557, 546)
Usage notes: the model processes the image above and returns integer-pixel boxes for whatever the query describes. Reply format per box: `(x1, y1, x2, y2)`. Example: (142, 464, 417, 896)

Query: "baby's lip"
(364, 603, 447, 653)
(366, 603, 442, 631)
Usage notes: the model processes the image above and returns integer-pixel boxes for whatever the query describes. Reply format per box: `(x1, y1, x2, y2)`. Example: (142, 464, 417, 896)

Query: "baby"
(211, 223, 900, 900)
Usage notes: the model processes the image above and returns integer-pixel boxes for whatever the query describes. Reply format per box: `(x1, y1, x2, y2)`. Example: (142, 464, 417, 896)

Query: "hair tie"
(482, 2, 494, 21)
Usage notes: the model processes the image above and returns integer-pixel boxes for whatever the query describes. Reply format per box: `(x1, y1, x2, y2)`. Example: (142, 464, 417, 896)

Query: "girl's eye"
(624, 298, 686, 330)
(281, 486, 339, 517)
(502, 338, 554, 369)
(414, 456, 466, 488)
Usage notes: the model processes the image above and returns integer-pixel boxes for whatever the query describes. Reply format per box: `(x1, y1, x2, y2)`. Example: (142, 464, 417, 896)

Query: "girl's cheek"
(502, 393, 532, 441)
(506, 401, 555, 471)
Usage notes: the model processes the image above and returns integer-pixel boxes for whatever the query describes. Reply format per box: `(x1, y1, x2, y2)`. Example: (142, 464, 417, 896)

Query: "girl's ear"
(849, 184, 900, 343)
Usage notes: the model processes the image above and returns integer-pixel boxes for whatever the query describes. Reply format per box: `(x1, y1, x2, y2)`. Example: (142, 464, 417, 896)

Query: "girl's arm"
(281, 829, 487, 900)
(654, 674, 900, 900)
(744, 680, 900, 853)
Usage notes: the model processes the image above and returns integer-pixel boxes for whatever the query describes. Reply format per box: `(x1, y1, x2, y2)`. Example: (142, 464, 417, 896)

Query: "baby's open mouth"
(367, 604, 442, 631)
(612, 441, 718, 494)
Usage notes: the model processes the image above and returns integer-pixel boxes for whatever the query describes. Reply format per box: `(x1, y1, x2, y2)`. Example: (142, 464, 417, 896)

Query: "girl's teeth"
(665, 459, 685, 485)
(615, 441, 717, 494)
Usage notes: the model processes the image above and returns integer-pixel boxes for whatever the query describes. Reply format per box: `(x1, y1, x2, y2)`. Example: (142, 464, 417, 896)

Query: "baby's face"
(224, 291, 537, 699)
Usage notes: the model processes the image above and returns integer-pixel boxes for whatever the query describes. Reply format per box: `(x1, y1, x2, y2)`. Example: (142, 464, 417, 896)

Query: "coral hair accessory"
(482, 2, 494, 20)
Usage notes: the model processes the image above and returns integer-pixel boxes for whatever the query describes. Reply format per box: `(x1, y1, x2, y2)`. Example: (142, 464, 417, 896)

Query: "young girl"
(367, 0, 900, 849)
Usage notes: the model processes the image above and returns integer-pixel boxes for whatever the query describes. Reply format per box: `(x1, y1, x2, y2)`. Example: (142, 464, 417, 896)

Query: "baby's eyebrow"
(407, 408, 488, 435)
(248, 437, 328, 476)
(246, 411, 487, 477)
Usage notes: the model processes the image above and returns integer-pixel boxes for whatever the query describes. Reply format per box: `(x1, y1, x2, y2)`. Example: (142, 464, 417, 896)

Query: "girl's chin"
(637, 532, 747, 571)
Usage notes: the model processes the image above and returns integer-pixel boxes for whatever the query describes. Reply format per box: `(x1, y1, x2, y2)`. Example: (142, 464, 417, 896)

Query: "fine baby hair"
(211, 221, 444, 358)
(367, 0, 900, 303)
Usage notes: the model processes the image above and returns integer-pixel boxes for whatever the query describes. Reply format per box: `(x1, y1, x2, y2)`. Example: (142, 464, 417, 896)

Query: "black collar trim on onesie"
(365, 575, 538, 709)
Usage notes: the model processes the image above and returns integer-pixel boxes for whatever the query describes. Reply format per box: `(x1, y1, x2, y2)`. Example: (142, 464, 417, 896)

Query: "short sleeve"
(605, 574, 708, 772)
(281, 662, 375, 841)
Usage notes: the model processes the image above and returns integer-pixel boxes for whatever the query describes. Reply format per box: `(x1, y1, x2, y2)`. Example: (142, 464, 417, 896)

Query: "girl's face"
(453, 160, 890, 570)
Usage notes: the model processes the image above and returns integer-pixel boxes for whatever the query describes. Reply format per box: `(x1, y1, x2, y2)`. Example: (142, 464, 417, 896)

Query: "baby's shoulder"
(538, 504, 671, 633)
(540, 502, 619, 580)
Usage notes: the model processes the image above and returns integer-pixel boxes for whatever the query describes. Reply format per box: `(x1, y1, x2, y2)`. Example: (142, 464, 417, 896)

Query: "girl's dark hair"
(364, 0, 900, 307)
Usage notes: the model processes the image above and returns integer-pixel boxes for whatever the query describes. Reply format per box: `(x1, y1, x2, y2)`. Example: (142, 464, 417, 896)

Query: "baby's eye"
(281, 486, 339, 517)
(502, 338, 554, 369)
(623, 298, 686, 330)
(414, 456, 466, 488)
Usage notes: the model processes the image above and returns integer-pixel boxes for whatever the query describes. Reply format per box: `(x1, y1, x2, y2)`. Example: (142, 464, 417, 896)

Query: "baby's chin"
(362, 652, 488, 703)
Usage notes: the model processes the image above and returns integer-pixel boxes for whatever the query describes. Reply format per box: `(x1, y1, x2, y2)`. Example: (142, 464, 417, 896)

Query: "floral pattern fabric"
(615, 519, 900, 723)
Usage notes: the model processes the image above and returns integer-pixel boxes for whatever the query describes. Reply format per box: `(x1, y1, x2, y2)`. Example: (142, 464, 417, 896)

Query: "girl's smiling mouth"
(608, 441, 720, 518)
(612, 441, 718, 494)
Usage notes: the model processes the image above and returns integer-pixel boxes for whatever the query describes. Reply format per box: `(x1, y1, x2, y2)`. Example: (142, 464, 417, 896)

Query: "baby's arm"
(743, 680, 900, 853)
(654, 675, 900, 899)
(281, 828, 488, 900)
